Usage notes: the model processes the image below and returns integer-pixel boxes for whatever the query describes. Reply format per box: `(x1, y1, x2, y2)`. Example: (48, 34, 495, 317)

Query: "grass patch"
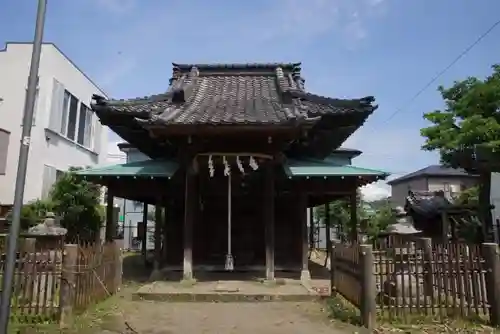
(325, 294, 362, 326)
(325, 294, 500, 333)
(8, 282, 140, 334)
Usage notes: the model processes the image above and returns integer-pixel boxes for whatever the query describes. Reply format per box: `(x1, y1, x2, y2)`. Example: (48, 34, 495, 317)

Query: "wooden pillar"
(141, 203, 148, 256)
(308, 208, 314, 252)
(183, 169, 196, 281)
(264, 164, 275, 281)
(105, 187, 115, 242)
(349, 192, 358, 242)
(150, 201, 163, 281)
(325, 202, 332, 267)
(479, 171, 493, 242)
(162, 199, 169, 265)
(299, 194, 310, 282)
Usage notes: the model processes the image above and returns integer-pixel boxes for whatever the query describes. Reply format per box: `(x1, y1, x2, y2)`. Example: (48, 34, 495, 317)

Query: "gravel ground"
(92, 296, 356, 334)
(122, 301, 351, 334)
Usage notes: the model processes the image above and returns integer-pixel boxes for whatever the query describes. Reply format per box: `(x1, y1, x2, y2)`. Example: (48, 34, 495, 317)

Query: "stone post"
(113, 239, 123, 293)
(359, 244, 376, 331)
(59, 244, 78, 329)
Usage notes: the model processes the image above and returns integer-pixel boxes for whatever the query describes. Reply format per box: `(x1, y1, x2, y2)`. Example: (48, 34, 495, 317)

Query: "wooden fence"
(0, 238, 123, 326)
(331, 238, 500, 330)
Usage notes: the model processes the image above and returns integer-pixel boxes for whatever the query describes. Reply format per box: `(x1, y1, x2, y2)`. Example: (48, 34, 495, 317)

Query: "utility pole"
(0, 0, 47, 332)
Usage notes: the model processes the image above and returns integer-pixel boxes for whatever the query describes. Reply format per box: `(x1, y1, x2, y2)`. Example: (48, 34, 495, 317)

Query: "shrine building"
(78, 63, 388, 282)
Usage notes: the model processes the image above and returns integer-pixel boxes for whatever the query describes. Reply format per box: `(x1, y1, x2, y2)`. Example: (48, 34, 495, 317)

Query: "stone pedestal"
(300, 269, 311, 284)
(149, 269, 163, 282)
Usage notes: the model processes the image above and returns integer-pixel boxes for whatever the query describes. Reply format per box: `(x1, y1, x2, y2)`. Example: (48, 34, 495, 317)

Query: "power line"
(381, 18, 500, 124)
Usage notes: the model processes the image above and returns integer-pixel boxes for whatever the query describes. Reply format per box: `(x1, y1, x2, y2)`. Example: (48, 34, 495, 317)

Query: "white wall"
(0, 43, 108, 204)
(390, 176, 478, 208)
(390, 178, 428, 208)
(113, 146, 154, 250)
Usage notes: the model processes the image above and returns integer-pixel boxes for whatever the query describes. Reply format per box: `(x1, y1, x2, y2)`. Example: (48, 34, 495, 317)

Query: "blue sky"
(1, 0, 499, 199)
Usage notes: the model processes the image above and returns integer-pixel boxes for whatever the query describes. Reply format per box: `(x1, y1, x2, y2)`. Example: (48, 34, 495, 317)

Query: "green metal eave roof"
(76, 159, 179, 178)
(283, 158, 389, 178)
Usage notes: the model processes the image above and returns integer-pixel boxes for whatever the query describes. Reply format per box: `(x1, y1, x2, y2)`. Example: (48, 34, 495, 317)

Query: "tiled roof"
(405, 190, 453, 217)
(387, 165, 477, 185)
(92, 62, 377, 126)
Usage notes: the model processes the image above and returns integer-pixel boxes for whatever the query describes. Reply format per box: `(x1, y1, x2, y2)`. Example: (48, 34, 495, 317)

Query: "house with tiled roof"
(388, 164, 478, 207)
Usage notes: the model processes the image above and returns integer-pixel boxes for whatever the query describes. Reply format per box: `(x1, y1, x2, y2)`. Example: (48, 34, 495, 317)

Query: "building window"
(48, 78, 98, 150)
(0, 129, 10, 175)
(77, 103, 93, 147)
(66, 94, 78, 140)
(60, 90, 70, 135)
(42, 165, 59, 199)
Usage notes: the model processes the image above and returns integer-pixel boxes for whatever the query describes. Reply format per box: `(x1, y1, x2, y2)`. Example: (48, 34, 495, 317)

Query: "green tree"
(421, 64, 500, 240)
(314, 190, 391, 240)
(456, 185, 479, 206)
(6, 199, 54, 231)
(50, 167, 103, 240)
(420, 65, 500, 163)
(365, 204, 395, 241)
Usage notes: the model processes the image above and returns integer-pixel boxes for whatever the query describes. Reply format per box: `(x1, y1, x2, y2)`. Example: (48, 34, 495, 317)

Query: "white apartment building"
(0, 42, 108, 204)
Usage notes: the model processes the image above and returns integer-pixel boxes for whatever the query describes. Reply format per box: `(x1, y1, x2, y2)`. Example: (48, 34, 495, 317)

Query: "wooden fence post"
(59, 244, 78, 328)
(113, 239, 124, 293)
(21, 238, 36, 301)
(330, 242, 337, 296)
(419, 237, 434, 297)
(359, 244, 376, 331)
(482, 243, 500, 326)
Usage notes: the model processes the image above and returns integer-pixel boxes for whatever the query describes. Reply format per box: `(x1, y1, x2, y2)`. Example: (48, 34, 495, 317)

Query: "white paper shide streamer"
(208, 155, 215, 177)
(249, 156, 259, 170)
(236, 155, 245, 174)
